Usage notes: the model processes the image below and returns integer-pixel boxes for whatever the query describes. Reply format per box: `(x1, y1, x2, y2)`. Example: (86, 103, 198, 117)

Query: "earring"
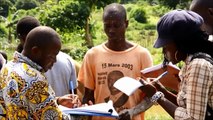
(175, 50, 179, 61)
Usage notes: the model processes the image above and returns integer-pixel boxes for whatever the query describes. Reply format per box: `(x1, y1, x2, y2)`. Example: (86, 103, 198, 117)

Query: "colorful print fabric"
(0, 52, 70, 120)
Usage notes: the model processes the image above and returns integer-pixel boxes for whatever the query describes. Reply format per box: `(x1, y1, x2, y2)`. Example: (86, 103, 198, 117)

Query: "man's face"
(37, 41, 61, 72)
(108, 75, 121, 95)
(107, 71, 124, 95)
(103, 14, 127, 41)
(191, 5, 213, 35)
(200, 8, 213, 35)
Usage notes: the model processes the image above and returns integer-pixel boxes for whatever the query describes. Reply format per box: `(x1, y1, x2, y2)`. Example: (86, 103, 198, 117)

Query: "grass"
(145, 105, 173, 120)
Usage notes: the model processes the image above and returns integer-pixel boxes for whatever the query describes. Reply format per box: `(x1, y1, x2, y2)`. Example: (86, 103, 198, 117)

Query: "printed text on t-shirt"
(102, 63, 133, 70)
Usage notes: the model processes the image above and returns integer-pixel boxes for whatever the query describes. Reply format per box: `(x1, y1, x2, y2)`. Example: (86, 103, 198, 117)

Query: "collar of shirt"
(185, 52, 212, 65)
(13, 51, 44, 72)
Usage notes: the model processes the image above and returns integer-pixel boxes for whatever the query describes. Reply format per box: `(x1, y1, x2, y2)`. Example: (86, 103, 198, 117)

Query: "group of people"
(0, 0, 212, 120)
(0, 15, 79, 119)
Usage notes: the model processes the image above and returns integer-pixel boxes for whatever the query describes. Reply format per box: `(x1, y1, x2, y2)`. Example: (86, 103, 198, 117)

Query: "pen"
(153, 71, 168, 82)
(69, 80, 75, 99)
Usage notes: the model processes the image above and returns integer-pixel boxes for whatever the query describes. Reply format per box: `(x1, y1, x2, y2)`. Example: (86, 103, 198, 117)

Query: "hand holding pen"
(69, 80, 81, 108)
(146, 71, 168, 93)
(57, 94, 82, 108)
(139, 71, 168, 98)
(146, 71, 168, 83)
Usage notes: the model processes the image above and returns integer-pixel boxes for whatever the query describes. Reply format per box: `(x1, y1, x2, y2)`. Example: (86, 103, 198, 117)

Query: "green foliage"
(0, 0, 14, 17)
(124, 3, 167, 65)
(0, 24, 7, 38)
(120, 0, 138, 4)
(15, 0, 39, 10)
(159, 0, 180, 9)
(68, 47, 88, 62)
(143, 23, 156, 30)
(59, 30, 84, 45)
(129, 7, 147, 23)
(77, 0, 119, 48)
(59, 29, 88, 61)
(39, 0, 90, 33)
(0, 0, 191, 65)
(79, 0, 119, 9)
(151, 5, 170, 17)
(148, 0, 192, 9)
(176, 0, 192, 9)
(61, 31, 88, 62)
(145, 105, 173, 120)
(145, 0, 158, 5)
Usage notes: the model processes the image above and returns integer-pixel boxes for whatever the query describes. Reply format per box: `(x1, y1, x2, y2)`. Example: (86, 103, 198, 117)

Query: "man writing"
(0, 26, 80, 119)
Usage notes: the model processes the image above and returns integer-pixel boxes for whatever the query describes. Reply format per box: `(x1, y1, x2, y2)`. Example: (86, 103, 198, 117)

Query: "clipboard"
(59, 100, 118, 118)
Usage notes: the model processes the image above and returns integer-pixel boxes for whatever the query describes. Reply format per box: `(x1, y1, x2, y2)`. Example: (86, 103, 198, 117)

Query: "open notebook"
(141, 62, 180, 91)
(59, 100, 118, 118)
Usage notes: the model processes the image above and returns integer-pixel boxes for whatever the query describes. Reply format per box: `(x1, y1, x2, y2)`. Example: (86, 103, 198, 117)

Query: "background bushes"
(130, 7, 147, 23)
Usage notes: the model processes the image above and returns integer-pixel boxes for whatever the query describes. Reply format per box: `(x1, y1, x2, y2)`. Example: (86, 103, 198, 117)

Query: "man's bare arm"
(83, 87, 95, 104)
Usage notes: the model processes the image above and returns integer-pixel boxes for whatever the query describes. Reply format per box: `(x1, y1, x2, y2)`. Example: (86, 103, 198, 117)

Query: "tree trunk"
(8, 27, 12, 43)
(85, 17, 93, 48)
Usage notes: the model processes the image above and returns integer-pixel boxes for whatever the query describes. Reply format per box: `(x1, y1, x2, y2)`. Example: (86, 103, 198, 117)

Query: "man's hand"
(118, 109, 131, 120)
(57, 94, 81, 108)
(139, 78, 157, 98)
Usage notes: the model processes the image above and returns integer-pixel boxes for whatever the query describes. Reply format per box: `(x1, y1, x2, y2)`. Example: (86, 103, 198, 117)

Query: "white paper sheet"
(113, 77, 143, 96)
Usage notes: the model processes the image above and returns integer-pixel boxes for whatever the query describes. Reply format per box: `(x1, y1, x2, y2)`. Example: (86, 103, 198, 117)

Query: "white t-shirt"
(208, 35, 213, 41)
(45, 51, 77, 96)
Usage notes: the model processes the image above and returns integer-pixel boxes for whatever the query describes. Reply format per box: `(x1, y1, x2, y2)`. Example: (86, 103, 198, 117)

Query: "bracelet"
(150, 91, 164, 104)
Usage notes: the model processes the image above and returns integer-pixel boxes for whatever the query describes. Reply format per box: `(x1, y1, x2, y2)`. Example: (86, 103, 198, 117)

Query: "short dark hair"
(16, 16, 40, 37)
(103, 3, 127, 21)
(24, 26, 61, 51)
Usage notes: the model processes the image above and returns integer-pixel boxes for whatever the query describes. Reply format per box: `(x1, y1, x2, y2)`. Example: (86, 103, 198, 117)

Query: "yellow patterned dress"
(0, 52, 71, 120)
